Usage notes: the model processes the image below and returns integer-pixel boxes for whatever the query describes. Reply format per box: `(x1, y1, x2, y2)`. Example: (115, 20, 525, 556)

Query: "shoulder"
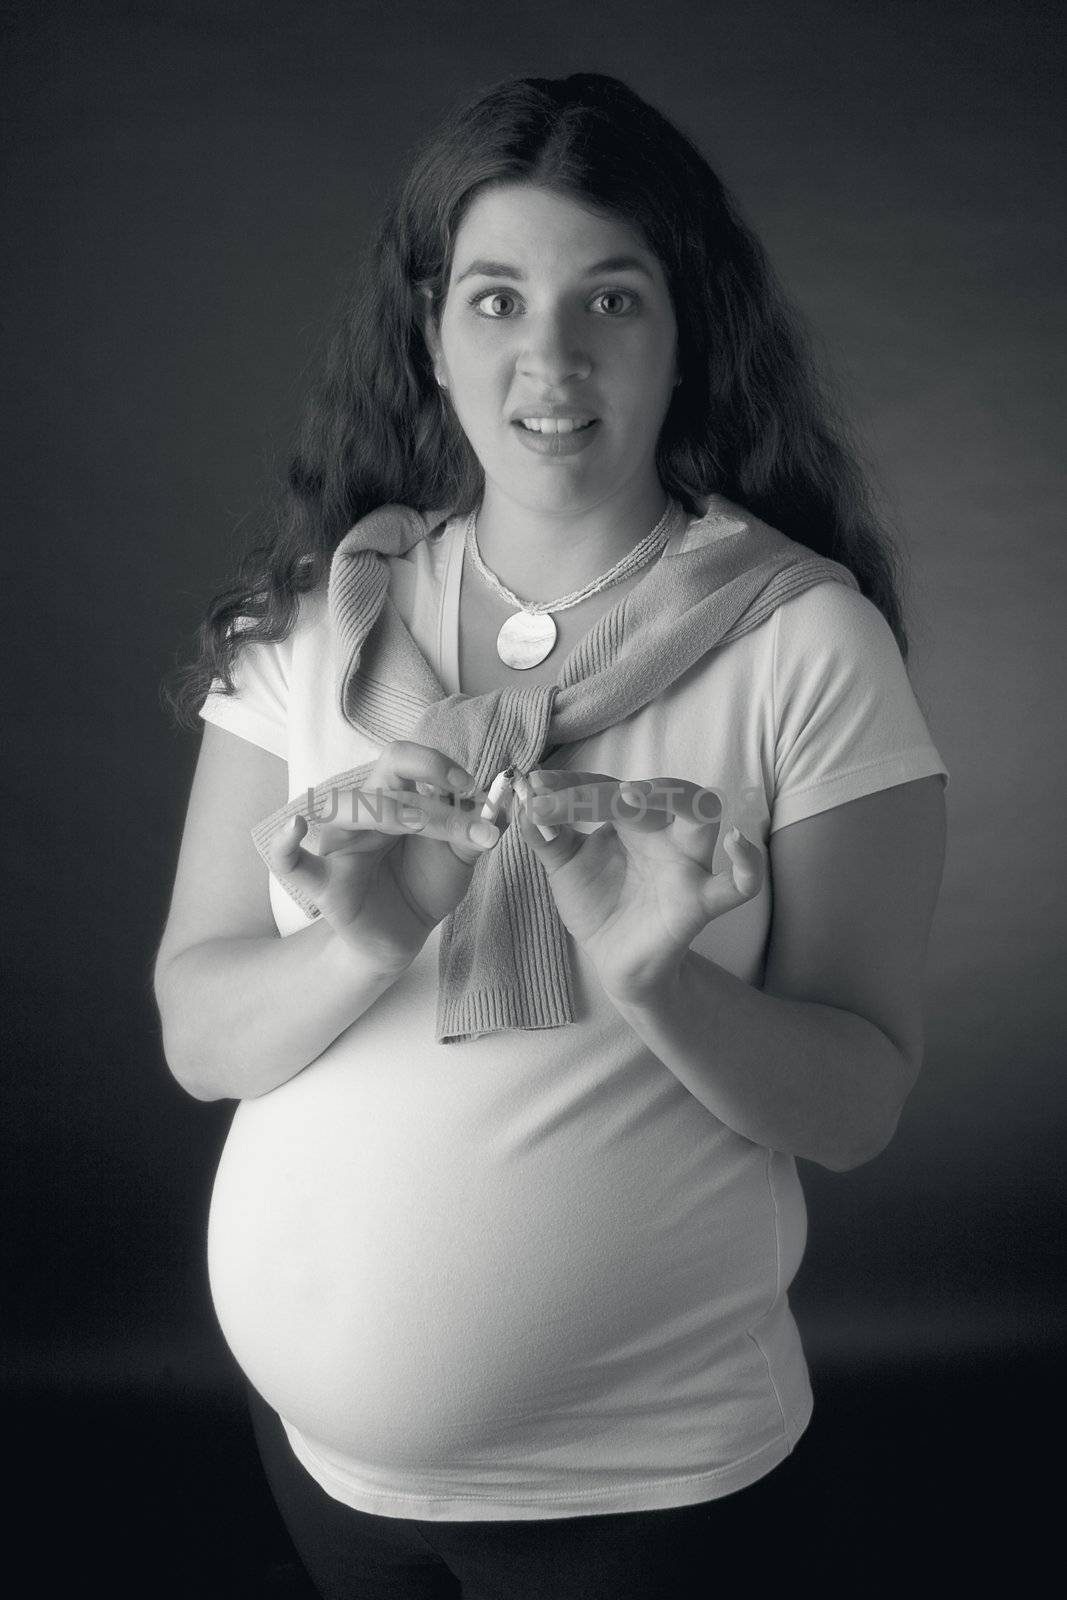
(771, 578, 921, 752)
(688, 496, 892, 660)
(774, 578, 899, 667)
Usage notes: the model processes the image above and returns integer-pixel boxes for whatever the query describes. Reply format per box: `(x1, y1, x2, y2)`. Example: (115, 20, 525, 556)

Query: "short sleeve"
(770, 580, 949, 834)
(198, 617, 290, 762)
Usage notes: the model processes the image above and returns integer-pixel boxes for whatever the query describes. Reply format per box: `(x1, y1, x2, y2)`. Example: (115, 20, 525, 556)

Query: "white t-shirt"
(198, 504, 949, 1522)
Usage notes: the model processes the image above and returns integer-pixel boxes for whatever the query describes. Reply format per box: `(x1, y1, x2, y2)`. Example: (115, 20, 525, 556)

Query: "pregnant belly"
(206, 1052, 784, 1471)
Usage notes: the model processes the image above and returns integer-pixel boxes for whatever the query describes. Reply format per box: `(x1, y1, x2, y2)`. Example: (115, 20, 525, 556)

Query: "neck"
(471, 481, 672, 604)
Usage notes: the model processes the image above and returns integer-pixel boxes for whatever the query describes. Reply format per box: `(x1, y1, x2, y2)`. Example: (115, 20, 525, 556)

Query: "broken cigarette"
(479, 767, 516, 826)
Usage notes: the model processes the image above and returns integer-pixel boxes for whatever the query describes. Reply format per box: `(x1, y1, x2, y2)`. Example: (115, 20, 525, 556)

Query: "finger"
(533, 786, 718, 885)
(610, 781, 725, 870)
(525, 775, 722, 832)
(664, 809, 721, 870)
(268, 813, 330, 898)
(528, 767, 618, 793)
(621, 783, 725, 874)
(699, 828, 764, 915)
(388, 792, 501, 859)
(526, 778, 641, 829)
(512, 784, 584, 866)
(371, 740, 477, 799)
(530, 771, 715, 812)
(723, 826, 764, 897)
(512, 772, 561, 841)
(318, 789, 500, 856)
(449, 813, 502, 863)
(618, 778, 724, 828)
(525, 779, 686, 832)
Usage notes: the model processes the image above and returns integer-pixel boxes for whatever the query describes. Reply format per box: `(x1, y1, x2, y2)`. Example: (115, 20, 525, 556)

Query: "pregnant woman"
(155, 72, 949, 1600)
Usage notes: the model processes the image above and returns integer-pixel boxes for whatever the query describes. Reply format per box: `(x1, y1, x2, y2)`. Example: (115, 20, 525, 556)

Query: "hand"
(512, 769, 764, 1002)
(267, 741, 501, 973)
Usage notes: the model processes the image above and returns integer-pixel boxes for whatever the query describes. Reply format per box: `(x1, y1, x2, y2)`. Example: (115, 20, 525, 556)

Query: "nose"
(516, 309, 592, 387)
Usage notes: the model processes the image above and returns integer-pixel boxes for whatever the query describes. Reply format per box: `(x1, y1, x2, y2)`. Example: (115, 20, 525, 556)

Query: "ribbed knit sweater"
(250, 494, 861, 1042)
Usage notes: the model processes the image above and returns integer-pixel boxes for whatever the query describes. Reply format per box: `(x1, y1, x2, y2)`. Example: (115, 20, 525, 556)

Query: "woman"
(156, 73, 949, 1600)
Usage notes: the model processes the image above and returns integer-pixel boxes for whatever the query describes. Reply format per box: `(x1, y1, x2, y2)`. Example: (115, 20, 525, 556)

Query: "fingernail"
(448, 766, 474, 793)
(528, 770, 549, 791)
(470, 820, 499, 848)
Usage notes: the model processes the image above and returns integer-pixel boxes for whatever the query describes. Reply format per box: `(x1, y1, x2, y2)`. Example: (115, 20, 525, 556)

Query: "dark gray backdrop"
(3, 0, 1062, 1586)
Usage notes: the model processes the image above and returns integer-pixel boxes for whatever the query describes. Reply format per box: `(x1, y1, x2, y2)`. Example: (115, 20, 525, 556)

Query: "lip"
(508, 403, 598, 422)
(510, 419, 601, 458)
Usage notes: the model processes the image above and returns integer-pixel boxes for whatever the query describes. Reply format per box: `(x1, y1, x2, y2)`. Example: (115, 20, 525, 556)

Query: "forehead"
(451, 183, 658, 274)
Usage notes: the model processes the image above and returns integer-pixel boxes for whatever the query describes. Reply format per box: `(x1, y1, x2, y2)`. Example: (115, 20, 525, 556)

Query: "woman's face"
(427, 182, 679, 518)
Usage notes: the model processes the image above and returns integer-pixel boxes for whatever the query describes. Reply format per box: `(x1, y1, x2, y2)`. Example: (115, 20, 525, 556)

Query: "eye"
(468, 290, 520, 318)
(591, 289, 639, 316)
(466, 287, 641, 319)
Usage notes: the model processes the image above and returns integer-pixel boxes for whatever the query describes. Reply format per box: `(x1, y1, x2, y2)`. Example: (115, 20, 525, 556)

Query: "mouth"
(512, 417, 598, 435)
(510, 417, 601, 457)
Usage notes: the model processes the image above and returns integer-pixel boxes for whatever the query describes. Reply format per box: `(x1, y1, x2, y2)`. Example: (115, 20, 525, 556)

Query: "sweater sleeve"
(770, 580, 949, 835)
(198, 618, 291, 762)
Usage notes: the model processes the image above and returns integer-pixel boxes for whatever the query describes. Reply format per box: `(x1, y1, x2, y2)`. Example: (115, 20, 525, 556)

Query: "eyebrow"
(454, 255, 656, 284)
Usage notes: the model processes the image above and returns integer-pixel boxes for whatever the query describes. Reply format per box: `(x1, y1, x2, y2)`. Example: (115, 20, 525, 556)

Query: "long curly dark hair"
(162, 71, 911, 729)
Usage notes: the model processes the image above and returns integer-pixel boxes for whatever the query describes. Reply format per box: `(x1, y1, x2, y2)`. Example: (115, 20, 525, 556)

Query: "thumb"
(699, 827, 764, 917)
(512, 789, 586, 870)
(268, 813, 330, 900)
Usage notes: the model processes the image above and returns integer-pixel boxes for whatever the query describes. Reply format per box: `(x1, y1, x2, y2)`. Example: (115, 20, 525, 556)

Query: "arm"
(153, 722, 407, 1102)
(609, 952, 909, 1172)
(606, 775, 948, 1172)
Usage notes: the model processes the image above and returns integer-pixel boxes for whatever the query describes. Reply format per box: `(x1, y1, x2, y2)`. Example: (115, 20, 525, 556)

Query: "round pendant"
(496, 609, 557, 670)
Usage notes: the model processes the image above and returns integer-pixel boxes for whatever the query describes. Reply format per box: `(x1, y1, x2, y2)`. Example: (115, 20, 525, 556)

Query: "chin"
(506, 480, 600, 516)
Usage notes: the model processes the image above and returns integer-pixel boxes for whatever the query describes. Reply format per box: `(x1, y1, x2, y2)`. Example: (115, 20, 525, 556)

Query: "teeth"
(519, 418, 594, 434)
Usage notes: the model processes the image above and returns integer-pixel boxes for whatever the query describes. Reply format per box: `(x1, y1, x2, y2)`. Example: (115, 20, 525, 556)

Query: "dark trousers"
(247, 1381, 829, 1599)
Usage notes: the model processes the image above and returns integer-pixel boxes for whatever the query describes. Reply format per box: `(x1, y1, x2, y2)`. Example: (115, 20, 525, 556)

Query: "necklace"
(464, 497, 680, 670)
